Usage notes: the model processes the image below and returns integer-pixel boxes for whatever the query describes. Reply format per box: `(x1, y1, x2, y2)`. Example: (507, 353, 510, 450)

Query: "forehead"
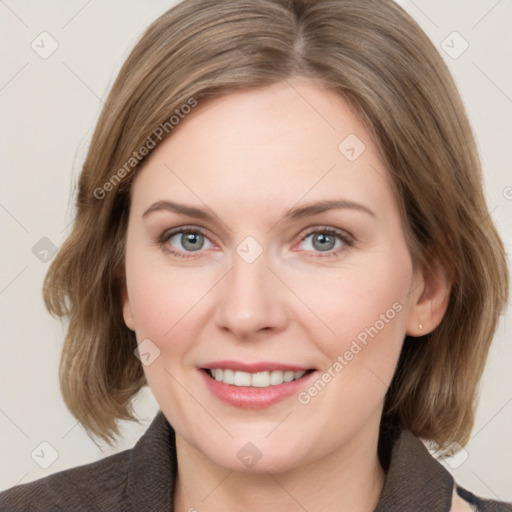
(130, 79, 398, 224)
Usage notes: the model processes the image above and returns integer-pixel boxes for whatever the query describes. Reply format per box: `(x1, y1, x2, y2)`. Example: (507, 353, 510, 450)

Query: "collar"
(125, 411, 176, 511)
(124, 411, 454, 511)
(375, 427, 454, 510)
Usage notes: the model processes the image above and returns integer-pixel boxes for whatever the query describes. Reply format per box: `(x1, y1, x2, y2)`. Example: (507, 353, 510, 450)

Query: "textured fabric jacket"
(1, 411, 510, 511)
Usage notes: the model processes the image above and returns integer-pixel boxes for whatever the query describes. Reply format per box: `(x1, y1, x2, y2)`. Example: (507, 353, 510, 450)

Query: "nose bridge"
(214, 239, 287, 337)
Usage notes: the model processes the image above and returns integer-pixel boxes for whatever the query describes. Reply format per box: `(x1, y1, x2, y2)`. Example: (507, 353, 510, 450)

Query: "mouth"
(202, 368, 314, 387)
(198, 362, 317, 408)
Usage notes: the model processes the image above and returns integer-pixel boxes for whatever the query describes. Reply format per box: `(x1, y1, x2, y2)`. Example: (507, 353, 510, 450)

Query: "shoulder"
(453, 485, 512, 512)
(376, 426, 512, 512)
(0, 448, 133, 512)
(0, 411, 176, 512)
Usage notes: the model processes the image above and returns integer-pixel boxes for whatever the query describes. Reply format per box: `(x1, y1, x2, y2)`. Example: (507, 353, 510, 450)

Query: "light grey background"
(1, 0, 511, 501)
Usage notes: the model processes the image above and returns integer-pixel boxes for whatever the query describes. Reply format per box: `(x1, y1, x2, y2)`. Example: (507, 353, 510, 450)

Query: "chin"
(218, 448, 302, 474)
(195, 433, 310, 475)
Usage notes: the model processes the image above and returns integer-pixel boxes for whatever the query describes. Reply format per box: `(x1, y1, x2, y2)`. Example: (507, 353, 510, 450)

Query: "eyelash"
(157, 225, 354, 260)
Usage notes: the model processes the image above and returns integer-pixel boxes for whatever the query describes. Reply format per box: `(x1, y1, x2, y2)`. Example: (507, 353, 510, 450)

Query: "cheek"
(290, 251, 411, 442)
(293, 245, 412, 377)
(125, 249, 210, 341)
(124, 250, 209, 425)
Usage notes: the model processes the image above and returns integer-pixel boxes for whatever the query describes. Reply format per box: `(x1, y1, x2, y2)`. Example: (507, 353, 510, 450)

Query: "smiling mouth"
(202, 368, 314, 387)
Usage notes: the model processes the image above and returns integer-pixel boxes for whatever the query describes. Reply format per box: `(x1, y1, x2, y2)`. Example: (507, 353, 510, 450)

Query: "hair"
(44, 0, 509, 450)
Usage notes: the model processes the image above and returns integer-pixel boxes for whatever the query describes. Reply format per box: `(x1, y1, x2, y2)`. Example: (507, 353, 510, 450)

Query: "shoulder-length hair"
(44, 0, 509, 449)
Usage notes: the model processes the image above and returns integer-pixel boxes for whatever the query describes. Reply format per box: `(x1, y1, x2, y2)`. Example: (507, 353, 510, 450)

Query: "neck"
(173, 418, 386, 512)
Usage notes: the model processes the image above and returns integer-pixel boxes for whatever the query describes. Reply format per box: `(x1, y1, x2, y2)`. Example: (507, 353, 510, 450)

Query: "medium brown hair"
(44, 0, 509, 449)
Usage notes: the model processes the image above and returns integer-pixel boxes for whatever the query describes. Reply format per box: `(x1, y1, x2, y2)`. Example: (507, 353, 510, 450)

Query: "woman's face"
(123, 78, 424, 473)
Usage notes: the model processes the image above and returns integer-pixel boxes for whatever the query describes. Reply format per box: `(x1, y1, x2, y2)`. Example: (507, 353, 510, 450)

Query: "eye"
(296, 227, 353, 257)
(158, 225, 353, 260)
(159, 226, 214, 259)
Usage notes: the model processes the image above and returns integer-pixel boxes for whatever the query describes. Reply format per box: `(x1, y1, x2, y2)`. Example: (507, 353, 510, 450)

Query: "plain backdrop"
(1, 0, 511, 502)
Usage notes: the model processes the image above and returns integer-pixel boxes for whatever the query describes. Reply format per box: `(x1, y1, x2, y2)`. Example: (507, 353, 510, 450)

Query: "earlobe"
(406, 260, 451, 337)
(121, 286, 135, 331)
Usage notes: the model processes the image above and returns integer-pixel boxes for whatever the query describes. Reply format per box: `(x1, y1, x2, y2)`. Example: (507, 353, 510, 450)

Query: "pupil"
(314, 233, 334, 251)
(183, 233, 203, 251)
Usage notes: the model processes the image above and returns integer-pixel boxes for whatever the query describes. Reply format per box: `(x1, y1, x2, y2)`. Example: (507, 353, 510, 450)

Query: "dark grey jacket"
(1, 411, 510, 511)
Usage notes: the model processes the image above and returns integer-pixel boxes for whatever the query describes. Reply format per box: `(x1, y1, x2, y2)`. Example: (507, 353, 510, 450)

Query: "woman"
(1, 0, 510, 510)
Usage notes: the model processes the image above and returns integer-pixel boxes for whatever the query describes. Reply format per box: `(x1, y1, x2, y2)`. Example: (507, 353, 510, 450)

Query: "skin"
(122, 78, 450, 512)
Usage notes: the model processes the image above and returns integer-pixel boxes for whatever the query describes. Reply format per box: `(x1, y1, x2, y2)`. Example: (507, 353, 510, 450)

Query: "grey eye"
(169, 231, 211, 252)
(301, 232, 342, 252)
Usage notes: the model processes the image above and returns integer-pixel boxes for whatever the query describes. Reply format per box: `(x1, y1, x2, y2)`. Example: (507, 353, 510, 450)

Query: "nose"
(213, 247, 289, 341)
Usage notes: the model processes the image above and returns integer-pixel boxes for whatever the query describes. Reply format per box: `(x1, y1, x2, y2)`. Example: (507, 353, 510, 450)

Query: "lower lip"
(200, 370, 316, 409)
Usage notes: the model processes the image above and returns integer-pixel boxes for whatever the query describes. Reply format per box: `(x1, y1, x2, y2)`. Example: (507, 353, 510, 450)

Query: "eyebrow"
(142, 199, 376, 222)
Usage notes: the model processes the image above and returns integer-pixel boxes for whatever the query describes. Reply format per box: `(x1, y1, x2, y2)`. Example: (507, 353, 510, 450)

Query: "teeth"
(283, 371, 295, 383)
(223, 369, 234, 384)
(233, 370, 251, 386)
(208, 369, 306, 387)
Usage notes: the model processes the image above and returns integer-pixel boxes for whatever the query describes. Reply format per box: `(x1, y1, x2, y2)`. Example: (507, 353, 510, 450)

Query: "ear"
(406, 259, 451, 337)
(121, 283, 135, 331)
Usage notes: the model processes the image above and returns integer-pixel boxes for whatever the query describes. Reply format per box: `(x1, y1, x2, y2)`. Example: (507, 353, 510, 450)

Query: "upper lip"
(201, 360, 313, 372)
